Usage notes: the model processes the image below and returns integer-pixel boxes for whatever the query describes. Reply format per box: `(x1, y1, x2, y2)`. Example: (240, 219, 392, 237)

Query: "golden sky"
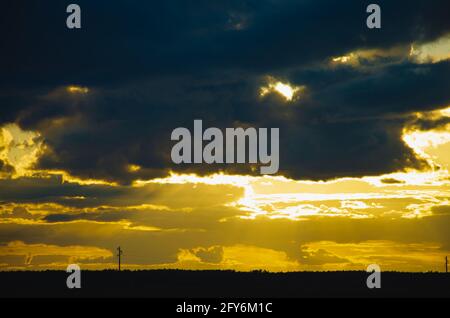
(1, 103, 450, 272)
(1, 2, 450, 273)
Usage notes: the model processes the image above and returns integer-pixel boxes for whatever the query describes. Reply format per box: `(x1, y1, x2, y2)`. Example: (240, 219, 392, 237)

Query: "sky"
(0, 0, 450, 272)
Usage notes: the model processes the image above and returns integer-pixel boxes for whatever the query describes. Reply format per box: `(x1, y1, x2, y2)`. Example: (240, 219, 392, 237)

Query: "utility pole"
(446, 256, 448, 273)
(117, 246, 123, 271)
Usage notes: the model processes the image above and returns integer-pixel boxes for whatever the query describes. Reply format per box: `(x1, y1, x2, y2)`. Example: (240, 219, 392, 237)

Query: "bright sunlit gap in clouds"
(332, 52, 358, 64)
(1, 106, 450, 226)
(0, 123, 118, 185)
(330, 34, 450, 67)
(260, 76, 305, 102)
(0, 124, 44, 177)
(403, 106, 450, 171)
(66, 85, 89, 94)
(409, 34, 450, 64)
(361, 105, 450, 187)
(357, 105, 450, 188)
(329, 47, 406, 67)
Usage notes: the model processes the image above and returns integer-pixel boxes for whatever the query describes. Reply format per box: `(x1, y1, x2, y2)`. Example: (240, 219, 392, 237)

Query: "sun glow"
(260, 77, 304, 101)
(332, 53, 357, 64)
(409, 34, 450, 64)
(138, 172, 253, 187)
(402, 107, 450, 171)
(67, 85, 89, 94)
(0, 124, 44, 177)
(329, 47, 404, 67)
(403, 130, 450, 163)
(127, 164, 141, 172)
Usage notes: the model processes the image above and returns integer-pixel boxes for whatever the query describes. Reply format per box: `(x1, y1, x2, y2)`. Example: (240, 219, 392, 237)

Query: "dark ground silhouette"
(1, 270, 449, 298)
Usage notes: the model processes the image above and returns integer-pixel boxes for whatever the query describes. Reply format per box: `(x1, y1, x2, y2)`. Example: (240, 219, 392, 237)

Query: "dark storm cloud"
(33, 62, 447, 181)
(2, 0, 450, 86)
(1, 0, 450, 182)
(407, 111, 450, 131)
(314, 61, 450, 117)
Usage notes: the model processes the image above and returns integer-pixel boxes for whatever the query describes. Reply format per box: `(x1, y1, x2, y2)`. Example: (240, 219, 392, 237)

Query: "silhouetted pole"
(446, 256, 448, 273)
(117, 246, 123, 271)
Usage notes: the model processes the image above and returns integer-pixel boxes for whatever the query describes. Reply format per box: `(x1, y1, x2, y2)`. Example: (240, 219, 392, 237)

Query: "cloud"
(432, 205, 450, 215)
(176, 244, 300, 271)
(0, 207, 35, 220)
(1, 201, 449, 270)
(0, 241, 112, 268)
(297, 246, 350, 266)
(0, 1, 448, 183)
(0, 124, 44, 177)
(381, 178, 404, 184)
(0, 174, 244, 208)
(3, 0, 450, 86)
(1, 0, 450, 272)
(0, 159, 14, 177)
(191, 246, 224, 264)
(7, 61, 447, 182)
(299, 240, 449, 271)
